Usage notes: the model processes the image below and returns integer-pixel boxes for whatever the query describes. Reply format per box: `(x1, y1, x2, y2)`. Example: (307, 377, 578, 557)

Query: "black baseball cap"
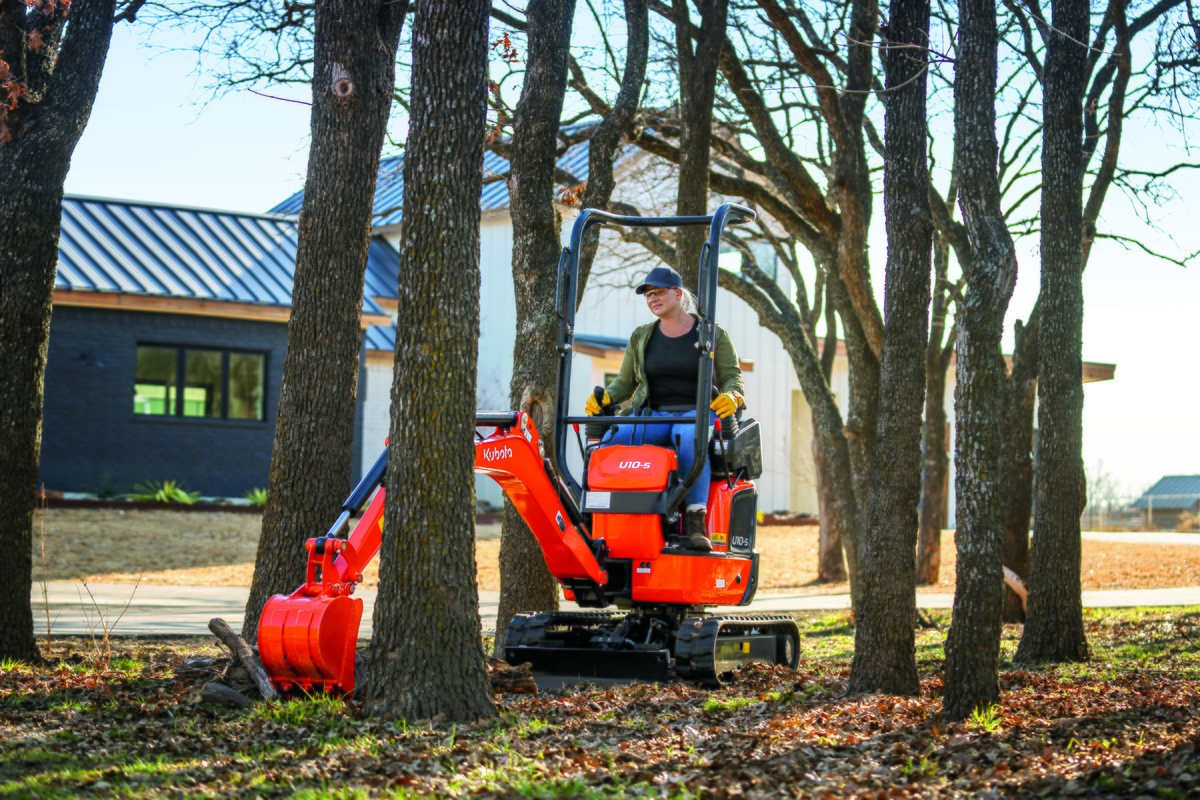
(635, 266, 684, 295)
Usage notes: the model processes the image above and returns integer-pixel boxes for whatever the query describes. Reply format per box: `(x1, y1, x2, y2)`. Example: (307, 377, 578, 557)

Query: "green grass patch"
(702, 695, 754, 713)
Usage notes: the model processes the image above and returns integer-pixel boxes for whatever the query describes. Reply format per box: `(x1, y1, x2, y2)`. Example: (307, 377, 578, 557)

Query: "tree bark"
(0, 0, 115, 662)
(998, 313, 1038, 622)
(1016, 0, 1090, 665)
(943, 0, 1018, 721)
(814, 303, 846, 582)
(848, 0, 932, 696)
(917, 238, 953, 585)
(494, 0, 577, 654)
(242, 0, 407, 641)
(672, 0, 728, 289)
(365, 0, 495, 723)
(829, 270, 875, 607)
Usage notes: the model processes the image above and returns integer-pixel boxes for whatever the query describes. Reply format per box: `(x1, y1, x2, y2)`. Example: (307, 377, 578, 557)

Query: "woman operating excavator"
(584, 265, 745, 554)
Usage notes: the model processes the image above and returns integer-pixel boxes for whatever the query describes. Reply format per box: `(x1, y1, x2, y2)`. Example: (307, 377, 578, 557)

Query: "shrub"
(129, 480, 200, 505)
(244, 487, 268, 506)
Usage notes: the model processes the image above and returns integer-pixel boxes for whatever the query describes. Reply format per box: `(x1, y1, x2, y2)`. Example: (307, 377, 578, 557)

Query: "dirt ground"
(33, 508, 1200, 593)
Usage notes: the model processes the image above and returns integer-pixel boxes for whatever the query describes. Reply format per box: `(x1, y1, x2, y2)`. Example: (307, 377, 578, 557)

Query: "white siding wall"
(364, 207, 960, 521)
(360, 359, 392, 467)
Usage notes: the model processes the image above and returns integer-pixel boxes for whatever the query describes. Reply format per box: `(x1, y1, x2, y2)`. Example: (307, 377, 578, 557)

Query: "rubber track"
(505, 610, 628, 648)
(675, 614, 801, 686)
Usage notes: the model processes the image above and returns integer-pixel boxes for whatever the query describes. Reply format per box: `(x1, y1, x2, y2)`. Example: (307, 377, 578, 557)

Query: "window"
(134, 345, 266, 421)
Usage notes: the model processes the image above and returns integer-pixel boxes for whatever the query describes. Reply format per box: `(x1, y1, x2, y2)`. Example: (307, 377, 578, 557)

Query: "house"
(42, 144, 1118, 520)
(40, 196, 398, 497)
(273, 144, 1118, 521)
(1131, 476, 1200, 530)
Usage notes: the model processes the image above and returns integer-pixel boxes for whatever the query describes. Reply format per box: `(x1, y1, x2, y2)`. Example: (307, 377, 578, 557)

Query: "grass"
(702, 695, 754, 713)
(966, 703, 1003, 734)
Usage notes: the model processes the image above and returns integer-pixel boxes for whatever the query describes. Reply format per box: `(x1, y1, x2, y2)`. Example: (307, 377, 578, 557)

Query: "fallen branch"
(208, 618, 277, 701)
(200, 682, 253, 709)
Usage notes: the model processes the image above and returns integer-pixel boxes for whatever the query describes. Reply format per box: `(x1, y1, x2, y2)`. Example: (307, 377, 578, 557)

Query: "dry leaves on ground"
(2, 607, 1198, 798)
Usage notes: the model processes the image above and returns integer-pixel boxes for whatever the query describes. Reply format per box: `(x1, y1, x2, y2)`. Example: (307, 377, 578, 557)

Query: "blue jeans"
(600, 410, 714, 509)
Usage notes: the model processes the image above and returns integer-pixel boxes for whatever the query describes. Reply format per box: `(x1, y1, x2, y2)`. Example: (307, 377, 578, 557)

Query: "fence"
(1081, 494, 1200, 532)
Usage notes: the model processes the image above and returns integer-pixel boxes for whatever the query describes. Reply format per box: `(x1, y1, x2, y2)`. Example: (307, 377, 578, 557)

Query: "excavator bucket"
(258, 592, 363, 694)
(256, 452, 389, 695)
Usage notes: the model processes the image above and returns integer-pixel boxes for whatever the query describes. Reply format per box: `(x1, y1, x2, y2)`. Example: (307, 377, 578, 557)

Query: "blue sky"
(63, 21, 1200, 500)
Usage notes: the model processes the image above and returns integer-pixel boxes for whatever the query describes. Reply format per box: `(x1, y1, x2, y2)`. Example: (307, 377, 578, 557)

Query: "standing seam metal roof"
(270, 141, 596, 227)
(55, 195, 397, 319)
(1131, 476, 1200, 510)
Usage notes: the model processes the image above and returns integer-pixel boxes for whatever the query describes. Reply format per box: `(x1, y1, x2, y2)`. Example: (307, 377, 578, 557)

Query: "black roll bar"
(551, 203, 756, 514)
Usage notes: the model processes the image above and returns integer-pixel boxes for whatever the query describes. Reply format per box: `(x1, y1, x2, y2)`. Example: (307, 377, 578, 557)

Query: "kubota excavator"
(257, 204, 801, 694)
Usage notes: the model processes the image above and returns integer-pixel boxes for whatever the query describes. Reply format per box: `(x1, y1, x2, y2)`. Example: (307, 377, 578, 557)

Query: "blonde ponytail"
(679, 287, 700, 316)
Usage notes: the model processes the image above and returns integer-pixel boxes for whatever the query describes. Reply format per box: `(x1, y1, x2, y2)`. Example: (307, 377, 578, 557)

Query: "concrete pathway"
(1081, 531, 1200, 546)
(31, 581, 1200, 638)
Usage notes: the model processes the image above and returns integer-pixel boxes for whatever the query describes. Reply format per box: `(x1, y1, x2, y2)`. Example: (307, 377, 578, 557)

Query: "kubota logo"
(483, 446, 512, 462)
(620, 461, 653, 469)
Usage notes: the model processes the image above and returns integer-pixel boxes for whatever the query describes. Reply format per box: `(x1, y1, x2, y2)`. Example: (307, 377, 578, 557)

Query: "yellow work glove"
(585, 390, 612, 416)
(710, 390, 744, 418)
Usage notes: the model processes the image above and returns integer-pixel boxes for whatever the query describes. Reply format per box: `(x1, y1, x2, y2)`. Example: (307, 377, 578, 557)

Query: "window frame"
(134, 343, 269, 423)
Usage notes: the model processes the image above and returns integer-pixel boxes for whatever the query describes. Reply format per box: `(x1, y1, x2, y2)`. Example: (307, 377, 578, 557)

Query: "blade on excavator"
(258, 593, 363, 694)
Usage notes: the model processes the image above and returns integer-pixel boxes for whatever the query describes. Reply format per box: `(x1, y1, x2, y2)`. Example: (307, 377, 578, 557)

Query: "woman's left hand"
(710, 391, 744, 418)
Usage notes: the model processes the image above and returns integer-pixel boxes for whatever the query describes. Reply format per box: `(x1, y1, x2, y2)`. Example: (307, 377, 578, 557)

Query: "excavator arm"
(257, 411, 605, 694)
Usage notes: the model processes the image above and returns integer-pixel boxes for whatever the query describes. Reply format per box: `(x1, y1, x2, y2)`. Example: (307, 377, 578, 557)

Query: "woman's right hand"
(585, 390, 611, 416)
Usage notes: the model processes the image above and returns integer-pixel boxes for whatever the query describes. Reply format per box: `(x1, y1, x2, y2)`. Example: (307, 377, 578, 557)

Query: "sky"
(62, 19, 1200, 500)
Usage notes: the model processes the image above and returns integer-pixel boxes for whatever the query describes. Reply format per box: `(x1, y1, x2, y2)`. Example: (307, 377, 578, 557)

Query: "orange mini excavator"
(257, 204, 801, 694)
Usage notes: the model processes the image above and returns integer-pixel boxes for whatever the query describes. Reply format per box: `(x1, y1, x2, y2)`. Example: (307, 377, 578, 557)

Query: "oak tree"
(365, 0, 495, 722)
(241, 0, 408, 640)
(0, 0, 135, 662)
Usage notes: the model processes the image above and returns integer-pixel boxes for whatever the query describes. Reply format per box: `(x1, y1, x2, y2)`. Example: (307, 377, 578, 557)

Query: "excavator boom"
(257, 411, 603, 694)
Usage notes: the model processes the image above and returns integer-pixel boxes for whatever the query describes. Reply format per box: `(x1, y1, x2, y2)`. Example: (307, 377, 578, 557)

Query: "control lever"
(584, 385, 616, 440)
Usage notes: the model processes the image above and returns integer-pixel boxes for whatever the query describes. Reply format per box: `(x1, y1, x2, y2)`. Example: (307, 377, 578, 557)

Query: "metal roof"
(54, 195, 397, 319)
(1130, 475, 1200, 510)
(271, 141, 595, 227)
(367, 327, 619, 353)
(575, 333, 629, 351)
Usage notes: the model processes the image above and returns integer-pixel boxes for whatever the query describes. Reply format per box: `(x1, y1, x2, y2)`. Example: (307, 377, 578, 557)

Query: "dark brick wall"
(39, 307, 289, 497)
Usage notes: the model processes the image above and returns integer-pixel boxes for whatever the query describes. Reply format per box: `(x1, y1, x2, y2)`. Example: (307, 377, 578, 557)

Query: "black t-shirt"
(643, 321, 700, 409)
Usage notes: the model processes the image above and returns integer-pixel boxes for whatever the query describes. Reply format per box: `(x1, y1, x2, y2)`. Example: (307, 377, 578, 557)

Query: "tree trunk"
(917, 240, 953, 586)
(943, 0, 1018, 721)
(814, 304, 846, 582)
(494, 0, 577, 653)
(0, 0, 115, 662)
(672, 0, 728, 289)
(812, 433, 847, 581)
(848, 0, 931, 696)
(1015, 0, 1090, 665)
(365, 0, 495, 723)
(242, 0, 407, 641)
(998, 314, 1038, 622)
(829, 271, 876, 608)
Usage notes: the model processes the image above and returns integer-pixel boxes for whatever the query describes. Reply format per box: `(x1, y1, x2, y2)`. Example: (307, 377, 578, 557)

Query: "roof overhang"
(54, 290, 393, 329)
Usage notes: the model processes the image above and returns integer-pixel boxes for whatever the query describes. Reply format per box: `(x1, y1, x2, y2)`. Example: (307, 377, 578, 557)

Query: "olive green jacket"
(604, 318, 744, 413)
